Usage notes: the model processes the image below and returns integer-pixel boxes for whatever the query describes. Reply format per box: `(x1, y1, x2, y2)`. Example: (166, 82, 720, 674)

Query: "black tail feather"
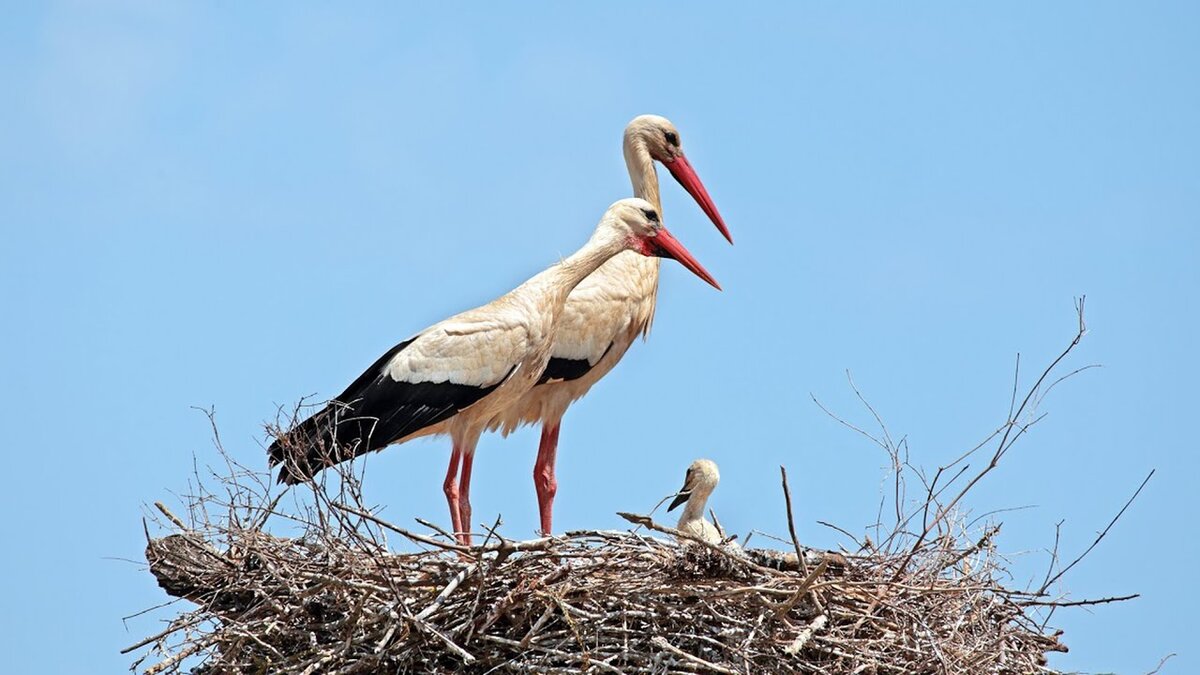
(267, 335, 515, 485)
(267, 396, 463, 485)
(268, 402, 384, 485)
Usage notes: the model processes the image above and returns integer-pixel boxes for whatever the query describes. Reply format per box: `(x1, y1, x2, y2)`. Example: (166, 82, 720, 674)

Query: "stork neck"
(540, 226, 629, 304)
(678, 491, 710, 526)
(624, 139, 662, 216)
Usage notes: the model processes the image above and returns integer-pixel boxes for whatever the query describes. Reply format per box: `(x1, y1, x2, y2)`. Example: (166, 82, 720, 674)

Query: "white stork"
(668, 458, 722, 545)
(488, 115, 730, 535)
(269, 198, 719, 546)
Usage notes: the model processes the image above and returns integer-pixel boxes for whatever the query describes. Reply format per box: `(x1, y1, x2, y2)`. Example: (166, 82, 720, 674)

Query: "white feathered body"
(488, 251, 660, 434)
(678, 515, 722, 545)
(387, 281, 562, 442)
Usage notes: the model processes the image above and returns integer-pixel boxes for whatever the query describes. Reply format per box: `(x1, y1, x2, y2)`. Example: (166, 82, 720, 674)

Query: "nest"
(131, 467, 1071, 675)
(130, 307, 1140, 674)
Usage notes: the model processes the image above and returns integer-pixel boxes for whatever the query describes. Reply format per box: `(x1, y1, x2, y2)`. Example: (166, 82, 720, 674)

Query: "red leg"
(457, 450, 475, 547)
(533, 423, 561, 536)
(443, 443, 463, 544)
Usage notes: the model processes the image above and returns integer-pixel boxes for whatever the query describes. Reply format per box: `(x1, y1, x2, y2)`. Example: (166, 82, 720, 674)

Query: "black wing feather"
(269, 337, 509, 484)
(536, 342, 615, 384)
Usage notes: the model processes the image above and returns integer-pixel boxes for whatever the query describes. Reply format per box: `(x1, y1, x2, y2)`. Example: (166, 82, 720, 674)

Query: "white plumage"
(385, 313, 532, 390)
(668, 458, 723, 545)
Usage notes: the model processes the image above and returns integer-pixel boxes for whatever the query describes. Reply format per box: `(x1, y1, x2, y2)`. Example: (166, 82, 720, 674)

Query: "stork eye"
(641, 208, 659, 222)
(664, 131, 679, 146)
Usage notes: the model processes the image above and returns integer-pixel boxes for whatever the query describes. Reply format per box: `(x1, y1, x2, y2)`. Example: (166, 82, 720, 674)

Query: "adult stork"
(269, 198, 719, 546)
(488, 115, 730, 535)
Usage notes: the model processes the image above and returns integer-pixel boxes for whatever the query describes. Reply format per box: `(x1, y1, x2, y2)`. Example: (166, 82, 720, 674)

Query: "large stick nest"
(130, 303, 1138, 674)
(133, 472, 1067, 675)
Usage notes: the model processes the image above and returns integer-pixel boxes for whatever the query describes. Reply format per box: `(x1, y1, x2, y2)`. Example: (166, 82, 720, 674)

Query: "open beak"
(649, 227, 722, 290)
(664, 153, 732, 244)
(668, 490, 690, 512)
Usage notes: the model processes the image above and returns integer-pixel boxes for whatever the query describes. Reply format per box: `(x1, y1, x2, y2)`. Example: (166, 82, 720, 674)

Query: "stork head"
(625, 114, 732, 244)
(668, 458, 721, 512)
(604, 198, 720, 290)
(626, 114, 684, 163)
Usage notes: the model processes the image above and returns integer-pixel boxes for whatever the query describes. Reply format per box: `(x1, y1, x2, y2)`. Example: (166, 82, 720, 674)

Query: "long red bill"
(664, 153, 732, 244)
(649, 227, 721, 290)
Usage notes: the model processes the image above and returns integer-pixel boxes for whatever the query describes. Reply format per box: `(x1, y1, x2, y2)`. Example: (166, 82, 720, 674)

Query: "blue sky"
(2, 2, 1197, 672)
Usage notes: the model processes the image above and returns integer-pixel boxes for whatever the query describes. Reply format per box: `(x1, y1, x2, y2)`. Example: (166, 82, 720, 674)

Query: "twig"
(144, 635, 214, 675)
(780, 466, 811, 577)
(784, 614, 828, 655)
(120, 616, 204, 655)
(155, 502, 188, 532)
(415, 564, 478, 620)
(1022, 593, 1139, 607)
(650, 636, 739, 675)
(332, 503, 470, 553)
(939, 525, 1001, 574)
(1146, 653, 1176, 675)
(1039, 469, 1155, 594)
(773, 559, 830, 617)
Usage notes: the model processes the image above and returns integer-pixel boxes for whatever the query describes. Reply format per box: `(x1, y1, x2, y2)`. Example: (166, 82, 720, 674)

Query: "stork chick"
(667, 459, 722, 545)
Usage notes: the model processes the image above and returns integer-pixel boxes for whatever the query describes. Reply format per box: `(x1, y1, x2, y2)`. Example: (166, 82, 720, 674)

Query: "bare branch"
(1039, 470, 1155, 594)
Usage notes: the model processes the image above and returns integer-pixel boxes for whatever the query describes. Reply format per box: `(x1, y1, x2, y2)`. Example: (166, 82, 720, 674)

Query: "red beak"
(648, 227, 721, 290)
(664, 153, 732, 244)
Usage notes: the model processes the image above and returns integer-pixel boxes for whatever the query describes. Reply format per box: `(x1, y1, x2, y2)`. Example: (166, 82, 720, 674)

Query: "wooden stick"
(651, 636, 740, 675)
(780, 466, 811, 577)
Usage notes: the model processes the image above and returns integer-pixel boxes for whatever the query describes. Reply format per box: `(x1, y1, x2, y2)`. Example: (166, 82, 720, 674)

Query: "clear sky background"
(2, 2, 1196, 673)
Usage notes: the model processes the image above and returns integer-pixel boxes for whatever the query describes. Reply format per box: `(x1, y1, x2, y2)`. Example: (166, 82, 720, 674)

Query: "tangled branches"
(134, 493, 1067, 674)
(128, 298, 1143, 673)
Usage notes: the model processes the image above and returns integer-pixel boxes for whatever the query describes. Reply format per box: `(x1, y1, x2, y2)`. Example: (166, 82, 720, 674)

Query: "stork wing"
(270, 313, 529, 483)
